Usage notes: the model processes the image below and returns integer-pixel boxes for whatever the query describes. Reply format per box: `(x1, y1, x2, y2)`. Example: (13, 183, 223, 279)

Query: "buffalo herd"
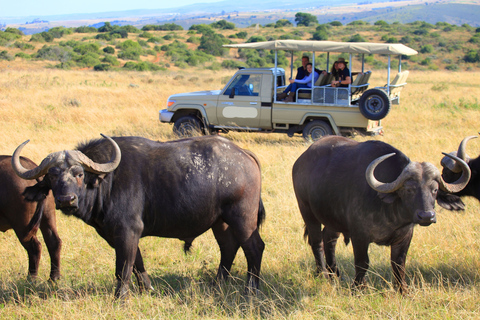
(2, 133, 479, 297)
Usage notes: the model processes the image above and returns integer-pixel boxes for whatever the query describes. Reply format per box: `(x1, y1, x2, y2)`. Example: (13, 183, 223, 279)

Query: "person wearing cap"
(331, 58, 351, 87)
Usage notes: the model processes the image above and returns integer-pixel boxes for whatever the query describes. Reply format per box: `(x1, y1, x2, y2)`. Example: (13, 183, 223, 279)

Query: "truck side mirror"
(229, 87, 236, 99)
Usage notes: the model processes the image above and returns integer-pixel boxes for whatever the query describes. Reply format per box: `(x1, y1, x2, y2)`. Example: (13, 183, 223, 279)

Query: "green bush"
(35, 45, 72, 61)
(142, 23, 183, 31)
(329, 21, 342, 26)
(94, 63, 111, 71)
(48, 27, 73, 38)
(275, 19, 292, 28)
(187, 36, 200, 44)
(163, 34, 173, 40)
(198, 32, 229, 56)
(118, 48, 142, 60)
(4, 27, 24, 35)
(347, 34, 366, 42)
(464, 50, 480, 63)
(74, 43, 100, 55)
(15, 52, 31, 59)
(221, 59, 246, 69)
(74, 26, 98, 33)
(30, 32, 54, 43)
(420, 44, 434, 54)
(147, 37, 163, 44)
(102, 54, 120, 66)
(246, 35, 266, 43)
(211, 20, 235, 30)
(13, 41, 35, 50)
(103, 46, 115, 54)
(0, 50, 14, 61)
(445, 64, 459, 71)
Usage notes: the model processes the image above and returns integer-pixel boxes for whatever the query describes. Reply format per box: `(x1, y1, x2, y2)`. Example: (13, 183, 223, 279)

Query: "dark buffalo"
(439, 135, 480, 208)
(12, 135, 265, 298)
(0, 156, 61, 281)
(292, 136, 470, 292)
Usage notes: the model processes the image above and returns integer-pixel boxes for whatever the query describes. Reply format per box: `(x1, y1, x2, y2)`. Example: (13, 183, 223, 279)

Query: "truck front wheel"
(302, 120, 333, 142)
(173, 116, 204, 138)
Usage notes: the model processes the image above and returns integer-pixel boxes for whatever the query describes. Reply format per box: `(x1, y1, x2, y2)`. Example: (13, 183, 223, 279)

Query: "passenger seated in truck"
(296, 56, 323, 80)
(278, 63, 320, 102)
(331, 59, 351, 88)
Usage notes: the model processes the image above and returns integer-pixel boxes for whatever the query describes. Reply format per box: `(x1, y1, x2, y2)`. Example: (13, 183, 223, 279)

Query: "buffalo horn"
(438, 152, 471, 193)
(365, 153, 416, 193)
(441, 135, 477, 173)
(12, 134, 121, 180)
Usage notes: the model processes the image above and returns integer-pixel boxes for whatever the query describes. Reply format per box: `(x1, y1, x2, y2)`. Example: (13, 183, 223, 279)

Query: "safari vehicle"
(159, 40, 417, 141)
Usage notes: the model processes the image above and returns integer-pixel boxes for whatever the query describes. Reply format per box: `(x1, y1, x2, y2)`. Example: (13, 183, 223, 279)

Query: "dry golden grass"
(1, 67, 480, 319)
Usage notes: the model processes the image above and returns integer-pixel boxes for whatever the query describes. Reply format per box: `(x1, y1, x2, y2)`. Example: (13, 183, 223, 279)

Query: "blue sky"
(1, 0, 221, 17)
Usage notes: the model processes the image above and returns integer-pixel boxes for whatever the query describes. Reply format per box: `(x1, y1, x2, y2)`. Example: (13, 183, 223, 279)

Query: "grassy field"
(1, 65, 480, 319)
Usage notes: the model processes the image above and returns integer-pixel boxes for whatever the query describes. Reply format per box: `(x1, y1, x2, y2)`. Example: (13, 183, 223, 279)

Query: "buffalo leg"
(298, 202, 327, 276)
(18, 233, 42, 279)
(39, 215, 62, 281)
(211, 220, 240, 281)
(351, 239, 370, 288)
(390, 231, 413, 294)
(132, 247, 153, 293)
(113, 229, 140, 299)
(323, 227, 341, 278)
(239, 228, 264, 292)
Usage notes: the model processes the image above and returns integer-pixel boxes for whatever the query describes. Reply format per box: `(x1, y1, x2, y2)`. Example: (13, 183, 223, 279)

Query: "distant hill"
(1, 0, 479, 35)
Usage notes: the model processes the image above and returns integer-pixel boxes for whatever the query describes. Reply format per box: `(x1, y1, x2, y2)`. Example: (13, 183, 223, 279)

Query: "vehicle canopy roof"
(224, 40, 418, 56)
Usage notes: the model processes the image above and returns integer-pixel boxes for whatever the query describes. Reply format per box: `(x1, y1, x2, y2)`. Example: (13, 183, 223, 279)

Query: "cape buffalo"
(439, 135, 480, 208)
(292, 136, 470, 292)
(12, 135, 265, 298)
(0, 156, 61, 281)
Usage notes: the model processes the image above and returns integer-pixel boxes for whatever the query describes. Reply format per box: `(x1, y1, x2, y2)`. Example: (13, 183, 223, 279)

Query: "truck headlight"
(167, 99, 176, 108)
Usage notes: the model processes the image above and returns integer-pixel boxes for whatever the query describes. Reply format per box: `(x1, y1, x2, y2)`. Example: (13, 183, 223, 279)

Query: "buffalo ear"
(436, 190, 465, 211)
(22, 181, 50, 202)
(377, 191, 397, 204)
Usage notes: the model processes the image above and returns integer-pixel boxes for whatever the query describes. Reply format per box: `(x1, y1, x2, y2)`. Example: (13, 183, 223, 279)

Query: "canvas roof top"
(223, 40, 418, 56)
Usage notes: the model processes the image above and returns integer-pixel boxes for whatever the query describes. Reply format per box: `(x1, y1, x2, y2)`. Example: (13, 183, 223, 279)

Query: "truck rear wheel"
(358, 89, 391, 120)
(302, 120, 333, 142)
(173, 116, 204, 138)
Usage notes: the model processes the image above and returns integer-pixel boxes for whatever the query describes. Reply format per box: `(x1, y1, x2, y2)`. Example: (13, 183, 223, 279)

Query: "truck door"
(217, 73, 264, 128)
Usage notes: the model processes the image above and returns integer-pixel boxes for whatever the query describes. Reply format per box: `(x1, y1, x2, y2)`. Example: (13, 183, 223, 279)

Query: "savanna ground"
(1, 64, 480, 319)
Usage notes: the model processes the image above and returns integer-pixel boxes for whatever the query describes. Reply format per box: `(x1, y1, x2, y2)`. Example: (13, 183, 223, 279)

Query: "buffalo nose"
(55, 194, 78, 208)
(416, 210, 437, 226)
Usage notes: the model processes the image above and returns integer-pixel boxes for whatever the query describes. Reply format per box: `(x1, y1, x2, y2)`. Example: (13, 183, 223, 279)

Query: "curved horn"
(439, 152, 471, 193)
(68, 134, 121, 174)
(441, 136, 477, 173)
(365, 153, 416, 193)
(12, 140, 65, 180)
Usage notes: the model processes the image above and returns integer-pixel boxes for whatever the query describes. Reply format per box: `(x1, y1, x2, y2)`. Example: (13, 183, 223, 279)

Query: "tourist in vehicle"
(331, 59, 351, 87)
(278, 63, 320, 102)
(295, 56, 310, 80)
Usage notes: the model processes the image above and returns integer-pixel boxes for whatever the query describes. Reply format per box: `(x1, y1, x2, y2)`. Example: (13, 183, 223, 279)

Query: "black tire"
(358, 89, 391, 121)
(173, 115, 204, 138)
(302, 120, 333, 142)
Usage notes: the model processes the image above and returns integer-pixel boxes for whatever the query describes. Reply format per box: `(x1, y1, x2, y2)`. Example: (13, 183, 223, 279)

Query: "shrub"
(464, 50, 480, 63)
(48, 27, 73, 38)
(420, 44, 434, 54)
(211, 19, 235, 30)
(75, 26, 98, 33)
(103, 46, 115, 54)
(221, 59, 246, 69)
(235, 31, 248, 39)
(94, 63, 111, 71)
(118, 48, 142, 60)
(142, 23, 183, 31)
(0, 50, 14, 61)
(275, 19, 292, 28)
(74, 43, 100, 55)
(102, 54, 120, 66)
(329, 21, 342, 26)
(5, 27, 24, 35)
(13, 41, 35, 50)
(374, 20, 389, 26)
(35, 45, 72, 61)
(198, 32, 229, 56)
(347, 34, 366, 42)
(187, 36, 200, 44)
(445, 64, 459, 71)
(15, 52, 31, 59)
(246, 35, 267, 43)
(189, 24, 214, 35)
(30, 32, 54, 42)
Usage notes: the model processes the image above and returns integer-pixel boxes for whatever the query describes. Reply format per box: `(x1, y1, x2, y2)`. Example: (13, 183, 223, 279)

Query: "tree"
(275, 19, 292, 28)
(295, 12, 318, 27)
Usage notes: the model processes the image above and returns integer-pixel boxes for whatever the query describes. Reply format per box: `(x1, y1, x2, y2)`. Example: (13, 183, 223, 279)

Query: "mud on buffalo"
(12, 134, 265, 298)
(292, 136, 470, 293)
